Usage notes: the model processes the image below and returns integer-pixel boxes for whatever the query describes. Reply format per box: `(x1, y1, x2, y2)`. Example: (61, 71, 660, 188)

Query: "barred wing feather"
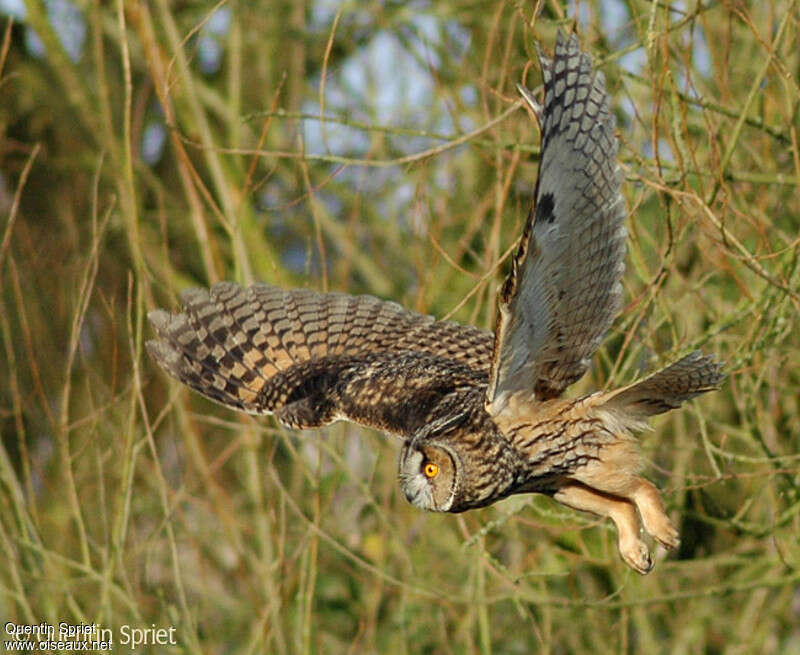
(487, 32, 627, 413)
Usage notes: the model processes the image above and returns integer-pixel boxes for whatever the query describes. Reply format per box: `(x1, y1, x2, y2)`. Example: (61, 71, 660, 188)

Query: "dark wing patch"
(537, 192, 556, 225)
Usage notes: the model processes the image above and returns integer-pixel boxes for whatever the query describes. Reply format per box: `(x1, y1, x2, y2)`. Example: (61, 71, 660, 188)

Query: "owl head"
(397, 412, 468, 512)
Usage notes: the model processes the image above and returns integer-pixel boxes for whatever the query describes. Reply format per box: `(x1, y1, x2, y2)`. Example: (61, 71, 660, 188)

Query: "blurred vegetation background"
(1, 0, 799, 652)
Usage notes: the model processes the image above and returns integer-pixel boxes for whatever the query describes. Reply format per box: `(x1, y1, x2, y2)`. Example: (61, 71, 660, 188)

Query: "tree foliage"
(1, 1, 799, 652)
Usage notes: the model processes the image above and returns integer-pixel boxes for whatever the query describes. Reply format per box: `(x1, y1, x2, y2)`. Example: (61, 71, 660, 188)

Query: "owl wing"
(486, 32, 627, 413)
(147, 282, 493, 437)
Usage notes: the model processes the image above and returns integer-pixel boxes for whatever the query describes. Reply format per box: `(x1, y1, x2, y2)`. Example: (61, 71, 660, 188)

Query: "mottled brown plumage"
(147, 32, 724, 574)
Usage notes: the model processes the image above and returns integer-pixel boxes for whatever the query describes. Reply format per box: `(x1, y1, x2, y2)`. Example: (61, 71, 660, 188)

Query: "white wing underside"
(487, 32, 627, 415)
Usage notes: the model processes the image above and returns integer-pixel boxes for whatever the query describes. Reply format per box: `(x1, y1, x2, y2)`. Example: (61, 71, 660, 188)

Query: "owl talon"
(620, 539, 653, 575)
(653, 521, 680, 551)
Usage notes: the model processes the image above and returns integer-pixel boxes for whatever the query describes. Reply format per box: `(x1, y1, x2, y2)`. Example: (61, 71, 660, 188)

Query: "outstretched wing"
(486, 32, 627, 413)
(147, 282, 493, 437)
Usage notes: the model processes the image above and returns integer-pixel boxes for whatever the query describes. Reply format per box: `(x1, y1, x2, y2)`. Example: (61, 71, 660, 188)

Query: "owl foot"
(650, 518, 680, 551)
(552, 482, 655, 574)
(618, 535, 653, 575)
(631, 480, 681, 551)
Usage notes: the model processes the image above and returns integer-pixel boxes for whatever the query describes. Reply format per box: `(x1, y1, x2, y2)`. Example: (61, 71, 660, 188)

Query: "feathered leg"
(553, 482, 653, 574)
(561, 351, 724, 568)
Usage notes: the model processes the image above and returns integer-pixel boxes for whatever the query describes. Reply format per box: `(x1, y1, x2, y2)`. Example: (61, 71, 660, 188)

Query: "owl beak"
(400, 472, 421, 505)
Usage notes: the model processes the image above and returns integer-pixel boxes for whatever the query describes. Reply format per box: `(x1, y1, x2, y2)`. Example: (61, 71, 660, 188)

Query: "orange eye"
(424, 462, 439, 478)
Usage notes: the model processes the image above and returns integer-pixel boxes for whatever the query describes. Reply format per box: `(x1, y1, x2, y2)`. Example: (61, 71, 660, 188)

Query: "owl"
(147, 32, 724, 574)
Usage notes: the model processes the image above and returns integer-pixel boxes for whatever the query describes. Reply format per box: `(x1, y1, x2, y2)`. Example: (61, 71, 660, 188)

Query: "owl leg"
(627, 479, 680, 551)
(553, 482, 652, 575)
(566, 439, 680, 551)
(572, 471, 680, 551)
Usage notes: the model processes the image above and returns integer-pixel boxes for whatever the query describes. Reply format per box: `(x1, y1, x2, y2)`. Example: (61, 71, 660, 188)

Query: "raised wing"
(486, 32, 627, 413)
(147, 282, 493, 437)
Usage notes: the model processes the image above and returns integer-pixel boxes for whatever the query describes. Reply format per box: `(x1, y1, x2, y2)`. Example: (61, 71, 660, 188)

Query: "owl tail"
(601, 351, 725, 421)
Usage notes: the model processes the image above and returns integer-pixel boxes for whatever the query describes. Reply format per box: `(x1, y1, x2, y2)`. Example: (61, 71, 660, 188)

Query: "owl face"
(398, 442, 459, 512)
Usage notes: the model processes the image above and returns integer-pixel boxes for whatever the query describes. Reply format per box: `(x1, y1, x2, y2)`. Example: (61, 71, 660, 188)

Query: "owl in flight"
(148, 32, 723, 574)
